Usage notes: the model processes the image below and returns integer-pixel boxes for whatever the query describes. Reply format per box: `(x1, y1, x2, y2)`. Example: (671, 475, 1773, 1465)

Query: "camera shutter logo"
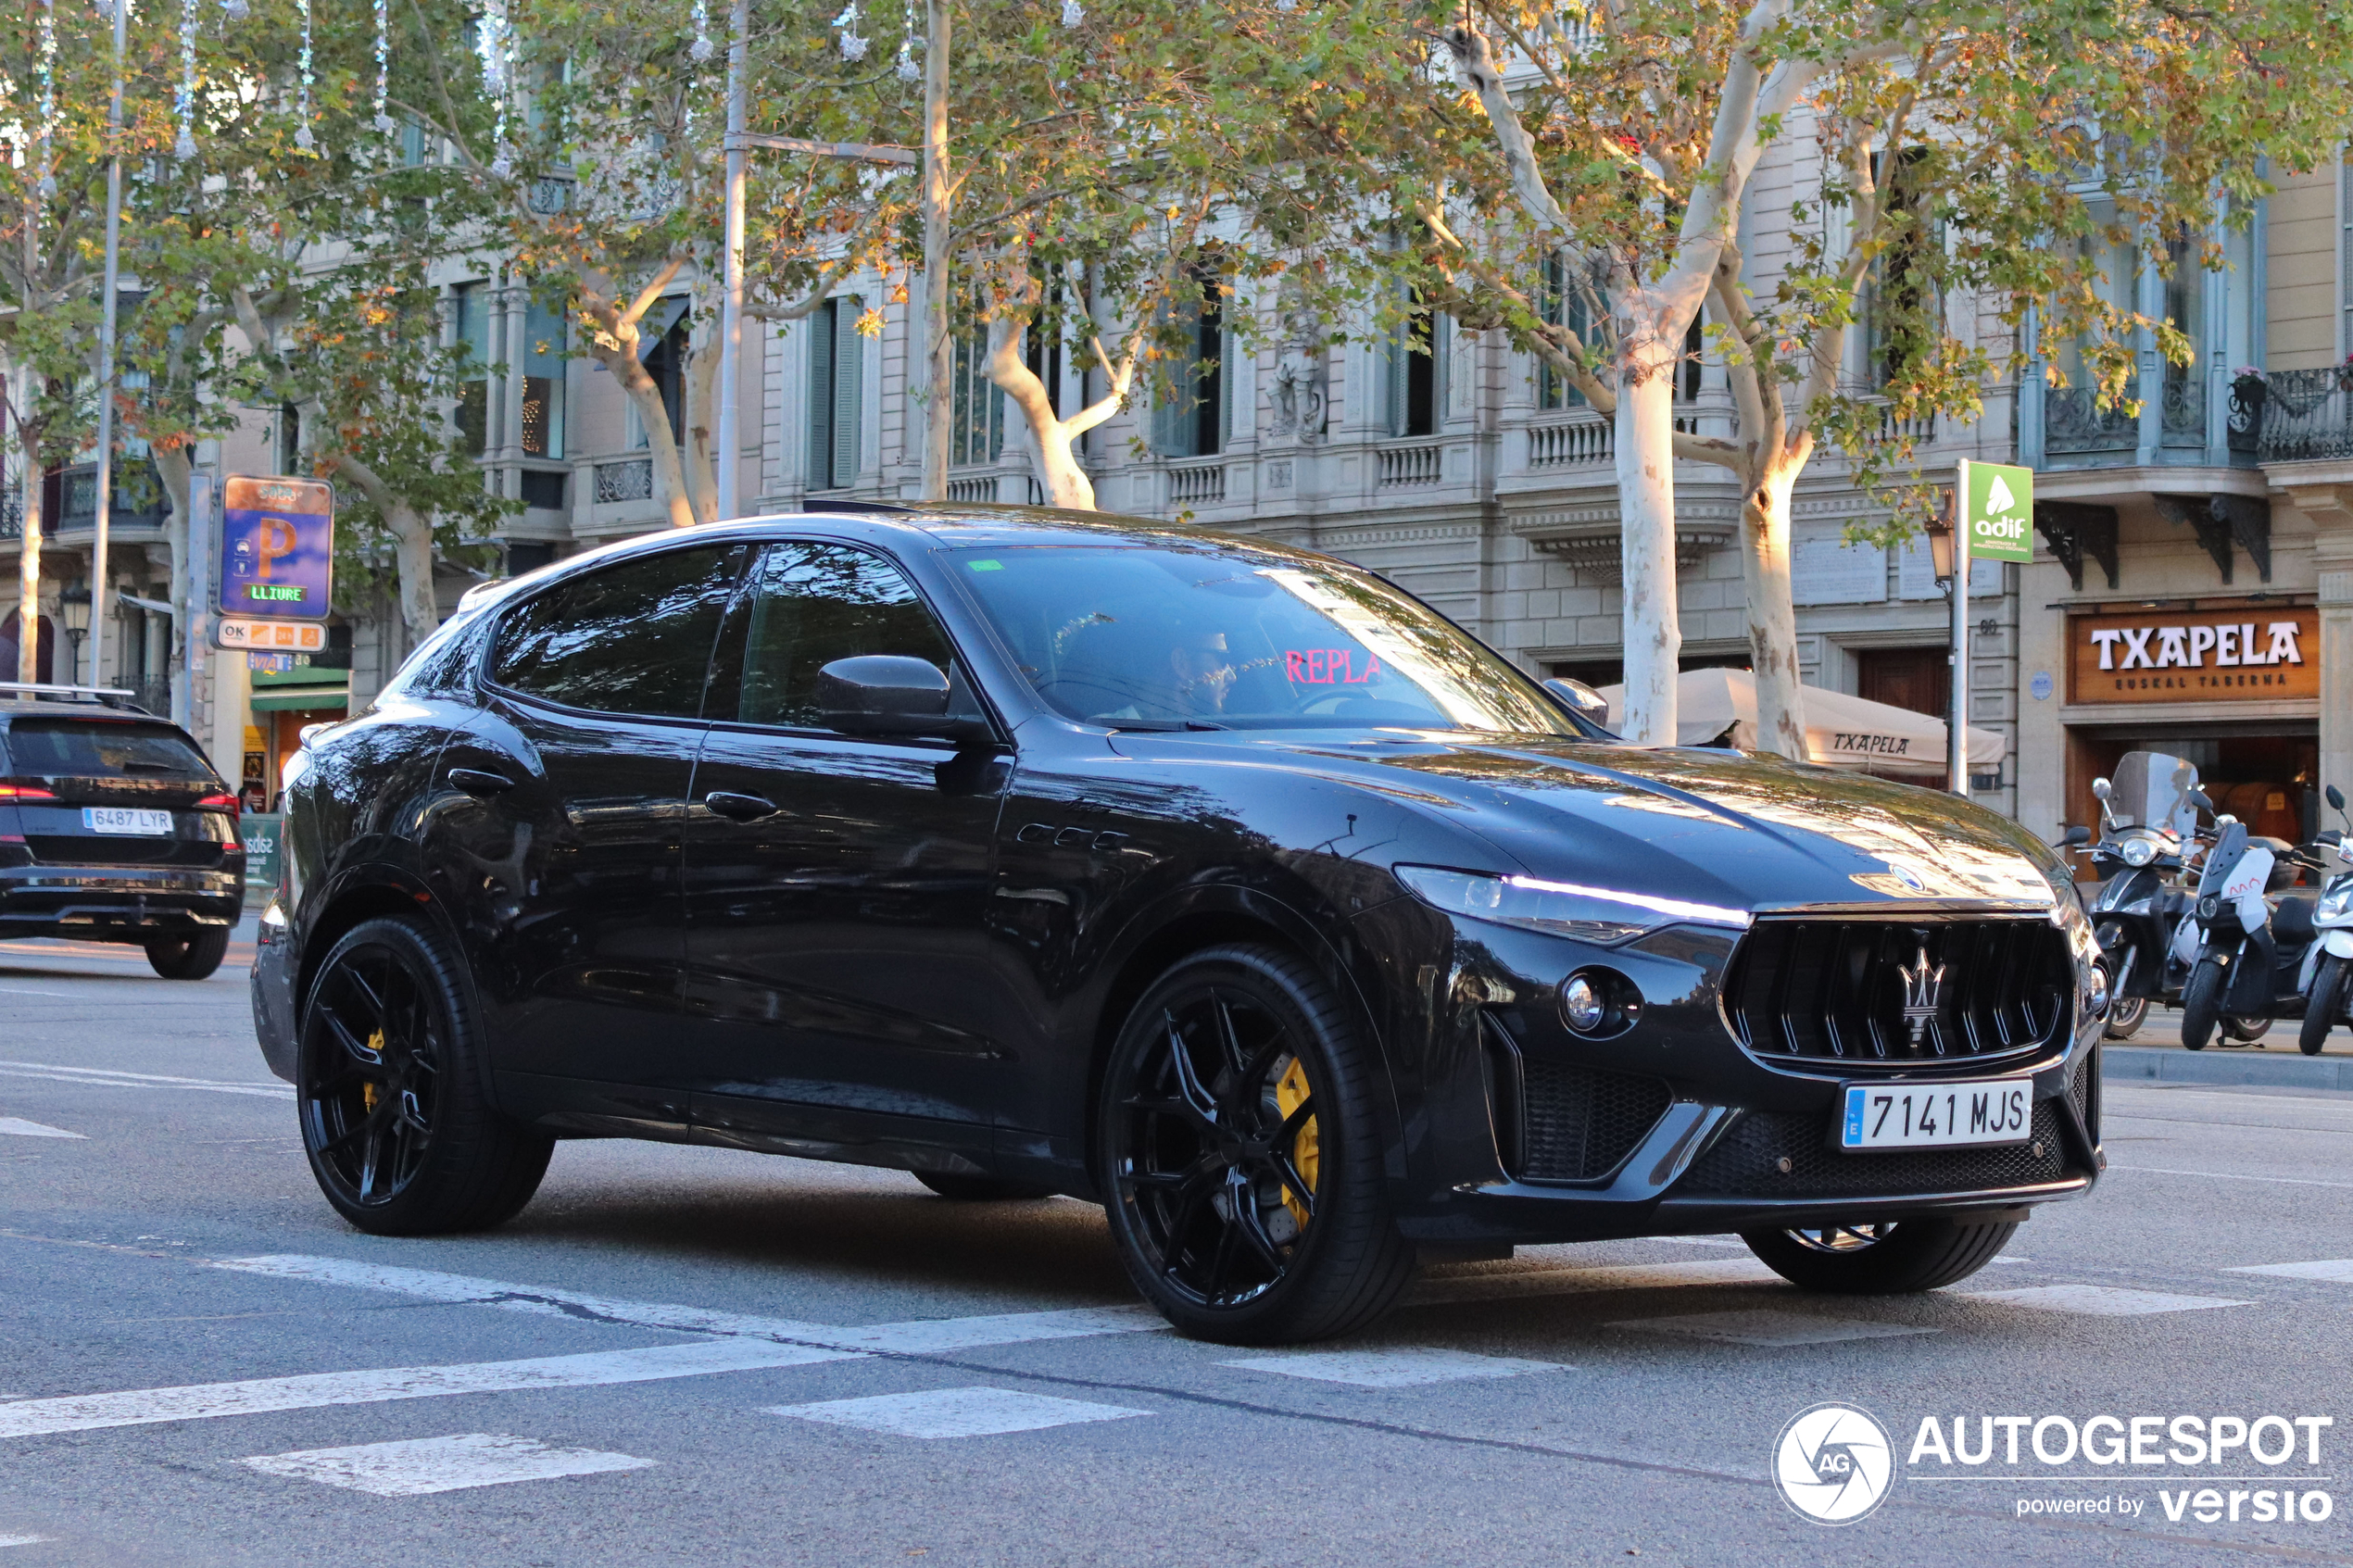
(1774, 1402, 1894, 1524)
(1897, 942, 1946, 1047)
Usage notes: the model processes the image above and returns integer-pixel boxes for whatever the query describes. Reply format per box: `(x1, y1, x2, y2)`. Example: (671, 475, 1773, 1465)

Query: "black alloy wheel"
(1743, 1217, 2019, 1293)
(145, 926, 230, 980)
(2303, 955, 2349, 1056)
(1098, 945, 1413, 1344)
(297, 916, 551, 1235)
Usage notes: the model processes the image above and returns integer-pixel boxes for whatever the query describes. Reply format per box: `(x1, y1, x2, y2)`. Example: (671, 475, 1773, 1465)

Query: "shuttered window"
(807, 297, 865, 491)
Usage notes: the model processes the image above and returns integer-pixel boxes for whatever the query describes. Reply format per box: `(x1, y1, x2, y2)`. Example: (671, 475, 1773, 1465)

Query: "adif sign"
(2070, 606, 2320, 704)
(1963, 461, 2034, 564)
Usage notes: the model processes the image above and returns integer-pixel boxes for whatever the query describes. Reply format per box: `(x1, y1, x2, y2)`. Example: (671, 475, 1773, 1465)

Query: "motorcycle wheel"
(2102, 996, 2148, 1041)
(2181, 958, 2227, 1051)
(2303, 955, 2350, 1056)
(2222, 1015, 2272, 1045)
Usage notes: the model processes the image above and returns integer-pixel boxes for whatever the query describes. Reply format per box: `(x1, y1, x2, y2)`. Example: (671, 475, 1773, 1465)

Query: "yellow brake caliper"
(360, 1030, 385, 1112)
(1275, 1057, 1319, 1235)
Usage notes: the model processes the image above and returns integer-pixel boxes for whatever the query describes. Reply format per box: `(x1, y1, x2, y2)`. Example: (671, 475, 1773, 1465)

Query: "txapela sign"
(2069, 605, 2319, 705)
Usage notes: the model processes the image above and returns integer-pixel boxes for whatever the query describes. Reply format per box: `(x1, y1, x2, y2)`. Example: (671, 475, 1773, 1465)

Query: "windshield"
(4, 719, 214, 779)
(946, 543, 1575, 734)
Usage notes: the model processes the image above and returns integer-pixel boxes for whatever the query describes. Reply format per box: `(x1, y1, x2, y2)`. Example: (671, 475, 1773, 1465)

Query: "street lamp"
(58, 581, 90, 684)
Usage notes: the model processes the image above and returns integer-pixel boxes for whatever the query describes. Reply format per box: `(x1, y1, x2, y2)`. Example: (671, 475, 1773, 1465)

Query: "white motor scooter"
(2297, 784, 2353, 1055)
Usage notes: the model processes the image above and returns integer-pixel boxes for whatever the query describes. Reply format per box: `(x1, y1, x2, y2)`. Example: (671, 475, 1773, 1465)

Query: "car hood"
(1117, 730, 2068, 914)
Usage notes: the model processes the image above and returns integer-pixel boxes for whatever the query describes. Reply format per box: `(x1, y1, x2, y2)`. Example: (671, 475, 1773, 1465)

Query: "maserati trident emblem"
(1897, 942, 1946, 1046)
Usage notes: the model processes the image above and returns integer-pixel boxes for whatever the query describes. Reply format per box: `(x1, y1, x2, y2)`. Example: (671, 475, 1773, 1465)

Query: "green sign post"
(1946, 459, 2035, 798)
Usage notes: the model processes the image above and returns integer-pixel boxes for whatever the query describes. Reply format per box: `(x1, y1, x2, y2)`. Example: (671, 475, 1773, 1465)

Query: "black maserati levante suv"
(251, 507, 2107, 1343)
(2, 686, 245, 978)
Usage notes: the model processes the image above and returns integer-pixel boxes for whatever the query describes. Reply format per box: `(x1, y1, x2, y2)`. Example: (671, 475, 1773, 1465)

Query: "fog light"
(2085, 963, 2110, 1019)
(1561, 972, 1607, 1034)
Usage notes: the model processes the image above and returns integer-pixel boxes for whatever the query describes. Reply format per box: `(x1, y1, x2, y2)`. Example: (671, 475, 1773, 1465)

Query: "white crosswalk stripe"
(243, 1433, 655, 1496)
(0, 1537, 52, 1549)
(1956, 1285, 2249, 1316)
(0, 1117, 83, 1139)
(770, 1387, 1150, 1439)
(1221, 1348, 1567, 1387)
(2222, 1259, 2353, 1283)
(1606, 1310, 1939, 1347)
(0, 1060, 292, 1099)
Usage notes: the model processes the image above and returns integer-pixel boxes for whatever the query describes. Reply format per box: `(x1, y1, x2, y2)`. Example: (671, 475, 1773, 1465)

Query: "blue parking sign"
(220, 475, 334, 620)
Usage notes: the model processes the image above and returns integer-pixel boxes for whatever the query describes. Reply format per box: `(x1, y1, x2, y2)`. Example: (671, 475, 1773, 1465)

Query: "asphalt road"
(5, 929, 2353, 1567)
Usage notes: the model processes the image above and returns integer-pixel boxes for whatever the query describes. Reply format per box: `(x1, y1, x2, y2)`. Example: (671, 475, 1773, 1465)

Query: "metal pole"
(715, 0, 749, 522)
(1949, 459, 1971, 798)
(920, 0, 950, 499)
(91, 0, 129, 688)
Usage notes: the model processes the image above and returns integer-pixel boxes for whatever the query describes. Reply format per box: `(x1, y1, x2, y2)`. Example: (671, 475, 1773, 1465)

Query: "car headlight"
(1394, 865, 1751, 946)
(2121, 834, 2158, 868)
(2321, 882, 2353, 922)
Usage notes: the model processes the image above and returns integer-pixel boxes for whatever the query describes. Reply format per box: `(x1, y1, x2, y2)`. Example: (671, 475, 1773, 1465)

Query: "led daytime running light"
(1500, 874, 1751, 930)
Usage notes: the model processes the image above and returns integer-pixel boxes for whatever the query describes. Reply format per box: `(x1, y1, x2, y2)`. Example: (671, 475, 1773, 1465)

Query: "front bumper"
(0, 867, 244, 940)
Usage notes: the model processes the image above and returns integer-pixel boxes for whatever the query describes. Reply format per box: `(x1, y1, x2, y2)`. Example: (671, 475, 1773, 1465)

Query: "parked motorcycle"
(2084, 752, 2204, 1041)
(2296, 784, 2353, 1055)
(2176, 800, 2334, 1051)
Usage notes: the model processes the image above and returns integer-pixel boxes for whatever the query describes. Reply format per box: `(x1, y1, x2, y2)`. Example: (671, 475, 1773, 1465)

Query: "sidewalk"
(2103, 1004, 2353, 1090)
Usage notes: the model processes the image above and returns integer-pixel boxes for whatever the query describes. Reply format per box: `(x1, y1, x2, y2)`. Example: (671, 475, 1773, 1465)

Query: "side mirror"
(2319, 830, 2345, 848)
(2188, 789, 2214, 813)
(816, 656, 994, 746)
(2092, 777, 2112, 801)
(1541, 677, 1611, 721)
(2060, 824, 2092, 847)
(2330, 784, 2347, 811)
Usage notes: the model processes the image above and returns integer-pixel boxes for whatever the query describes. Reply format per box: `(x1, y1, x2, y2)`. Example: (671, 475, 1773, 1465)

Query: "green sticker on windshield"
(968, 558, 1002, 571)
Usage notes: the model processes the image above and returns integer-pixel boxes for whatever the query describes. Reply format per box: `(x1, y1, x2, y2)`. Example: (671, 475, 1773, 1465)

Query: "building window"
(807, 296, 866, 490)
(1382, 286, 1439, 438)
(1537, 254, 1591, 411)
(1860, 148, 1937, 391)
(642, 314, 688, 449)
(520, 298, 566, 459)
(2344, 149, 2353, 357)
(951, 327, 1004, 468)
(277, 402, 301, 474)
(1152, 275, 1227, 457)
(452, 281, 489, 456)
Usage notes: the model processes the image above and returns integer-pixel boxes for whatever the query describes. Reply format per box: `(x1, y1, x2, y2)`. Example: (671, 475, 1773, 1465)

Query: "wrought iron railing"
(2254, 367, 2353, 463)
(2159, 375, 2206, 447)
(2044, 383, 2139, 456)
(593, 458, 654, 503)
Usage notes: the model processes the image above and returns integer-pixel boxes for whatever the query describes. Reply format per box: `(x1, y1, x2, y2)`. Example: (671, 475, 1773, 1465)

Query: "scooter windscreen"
(2110, 751, 2202, 839)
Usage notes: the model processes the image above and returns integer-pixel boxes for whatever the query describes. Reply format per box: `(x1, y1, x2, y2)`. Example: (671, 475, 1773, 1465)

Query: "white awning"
(1597, 667, 2007, 776)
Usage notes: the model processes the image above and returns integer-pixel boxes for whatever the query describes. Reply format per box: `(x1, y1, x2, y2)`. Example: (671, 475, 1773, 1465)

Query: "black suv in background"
(0, 685, 245, 978)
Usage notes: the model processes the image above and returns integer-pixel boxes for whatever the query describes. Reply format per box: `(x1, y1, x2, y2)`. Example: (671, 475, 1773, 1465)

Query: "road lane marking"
(0, 1061, 293, 1100)
(243, 1433, 655, 1496)
(1605, 1310, 1939, 1348)
(1404, 1258, 1783, 1306)
(0, 1119, 83, 1140)
(212, 1254, 1163, 1353)
(1955, 1285, 2249, 1316)
(0, 1537, 51, 1549)
(0, 1339, 860, 1439)
(770, 1387, 1149, 1439)
(1221, 1349, 1566, 1387)
(2223, 1259, 2353, 1282)
(2108, 1163, 2353, 1191)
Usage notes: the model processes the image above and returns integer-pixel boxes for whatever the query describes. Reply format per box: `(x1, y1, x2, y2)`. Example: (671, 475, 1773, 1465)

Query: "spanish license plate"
(82, 807, 174, 836)
(1840, 1077, 2033, 1151)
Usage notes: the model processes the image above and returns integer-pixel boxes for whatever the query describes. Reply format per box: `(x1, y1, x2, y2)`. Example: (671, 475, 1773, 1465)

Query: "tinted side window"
(491, 545, 746, 718)
(724, 543, 955, 727)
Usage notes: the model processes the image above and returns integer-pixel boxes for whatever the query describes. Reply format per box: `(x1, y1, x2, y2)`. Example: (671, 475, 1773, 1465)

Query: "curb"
(2102, 1044, 2353, 1092)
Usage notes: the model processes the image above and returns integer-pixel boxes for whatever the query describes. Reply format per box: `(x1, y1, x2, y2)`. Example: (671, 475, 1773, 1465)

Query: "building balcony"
(2025, 370, 2260, 473)
(2254, 368, 2353, 465)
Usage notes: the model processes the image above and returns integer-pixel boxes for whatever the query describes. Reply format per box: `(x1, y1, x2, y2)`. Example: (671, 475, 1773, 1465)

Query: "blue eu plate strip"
(1842, 1086, 1866, 1147)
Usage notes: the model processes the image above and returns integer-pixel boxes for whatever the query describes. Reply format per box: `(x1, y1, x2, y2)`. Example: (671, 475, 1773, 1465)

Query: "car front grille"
(1516, 1057, 1673, 1183)
(1722, 917, 2073, 1074)
(1678, 1098, 2070, 1200)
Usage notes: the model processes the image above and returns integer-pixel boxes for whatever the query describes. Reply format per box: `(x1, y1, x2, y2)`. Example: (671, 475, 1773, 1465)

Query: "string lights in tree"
(35, 0, 56, 194)
(481, 0, 513, 175)
(894, 0, 920, 82)
(690, 0, 713, 61)
(293, 0, 316, 148)
(374, 0, 395, 132)
(1060, 0, 1082, 26)
(833, 0, 868, 61)
(175, 0, 199, 157)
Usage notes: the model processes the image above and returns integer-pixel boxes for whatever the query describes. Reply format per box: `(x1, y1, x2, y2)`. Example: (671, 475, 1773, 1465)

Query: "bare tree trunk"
(1615, 360, 1681, 746)
(920, 0, 952, 499)
(988, 320, 1093, 508)
(154, 443, 194, 706)
(587, 337, 698, 530)
(328, 453, 441, 640)
(1741, 461, 1807, 759)
(686, 318, 721, 523)
(16, 425, 42, 684)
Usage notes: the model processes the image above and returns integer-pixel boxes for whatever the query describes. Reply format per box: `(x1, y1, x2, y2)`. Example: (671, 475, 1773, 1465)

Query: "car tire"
(913, 1171, 1059, 1202)
(145, 927, 231, 981)
(2302, 956, 2349, 1056)
(296, 915, 552, 1236)
(2101, 996, 2148, 1041)
(1741, 1218, 2019, 1293)
(1096, 943, 1415, 1346)
(2181, 957, 2227, 1050)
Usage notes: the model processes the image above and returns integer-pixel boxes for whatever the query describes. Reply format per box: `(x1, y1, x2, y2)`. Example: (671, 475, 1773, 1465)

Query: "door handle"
(704, 790, 779, 822)
(447, 768, 516, 797)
